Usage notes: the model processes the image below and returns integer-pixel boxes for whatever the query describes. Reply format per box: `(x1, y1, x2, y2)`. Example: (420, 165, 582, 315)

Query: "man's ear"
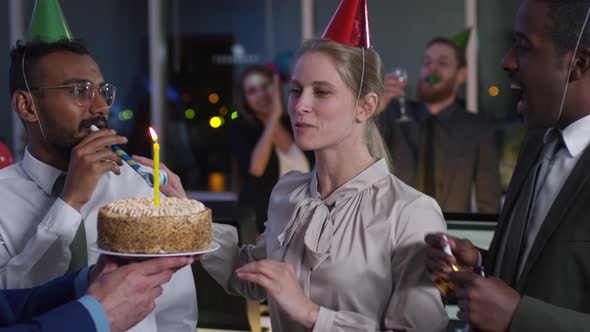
(569, 48, 590, 82)
(11, 91, 38, 124)
(356, 92, 378, 122)
(455, 67, 467, 87)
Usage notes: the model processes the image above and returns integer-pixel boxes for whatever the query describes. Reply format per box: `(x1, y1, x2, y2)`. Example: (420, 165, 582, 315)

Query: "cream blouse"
(202, 159, 448, 331)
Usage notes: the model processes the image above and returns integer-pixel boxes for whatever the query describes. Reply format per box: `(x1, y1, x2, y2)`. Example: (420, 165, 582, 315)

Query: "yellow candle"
(149, 127, 160, 206)
(153, 142, 160, 206)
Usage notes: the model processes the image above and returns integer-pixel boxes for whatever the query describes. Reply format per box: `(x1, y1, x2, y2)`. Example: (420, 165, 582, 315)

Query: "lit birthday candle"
(149, 127, 160, 206)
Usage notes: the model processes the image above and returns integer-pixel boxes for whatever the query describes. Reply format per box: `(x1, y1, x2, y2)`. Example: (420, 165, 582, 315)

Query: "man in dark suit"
(377, 37, 500, 213)
(0, 255, 193, 331)
(426, 0, 590, 331)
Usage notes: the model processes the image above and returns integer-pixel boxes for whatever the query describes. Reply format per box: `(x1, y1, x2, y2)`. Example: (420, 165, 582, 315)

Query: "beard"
(39, 111, 108, 160)
(416, 75, 457, 104)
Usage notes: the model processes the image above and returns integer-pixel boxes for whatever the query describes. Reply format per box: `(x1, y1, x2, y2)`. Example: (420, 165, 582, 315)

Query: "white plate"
(89, 241, 220, 258)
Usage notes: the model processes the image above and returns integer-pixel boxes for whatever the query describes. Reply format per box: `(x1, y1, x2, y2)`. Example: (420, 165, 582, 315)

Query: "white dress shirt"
(518, 114, 590, 276)
(0, 148, 197, 332)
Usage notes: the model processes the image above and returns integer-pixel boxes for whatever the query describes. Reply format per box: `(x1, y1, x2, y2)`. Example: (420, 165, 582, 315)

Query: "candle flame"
(149, 127, 158, 142)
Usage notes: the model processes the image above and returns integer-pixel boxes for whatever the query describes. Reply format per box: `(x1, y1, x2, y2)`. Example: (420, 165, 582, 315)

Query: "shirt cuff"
(74, 266, 93, 298)
(312, 306, 336, 332)
(41, 198, 83, 240)
(78, 295, 110, 332)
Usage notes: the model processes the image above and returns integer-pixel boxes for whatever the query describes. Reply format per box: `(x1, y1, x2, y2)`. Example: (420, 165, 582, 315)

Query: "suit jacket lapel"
(516, 144, 590, 291)
(485, 131, 544, 273)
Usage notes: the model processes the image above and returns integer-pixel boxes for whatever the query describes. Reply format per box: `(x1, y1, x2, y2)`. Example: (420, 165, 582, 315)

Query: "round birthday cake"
(97, 197, 212, 254)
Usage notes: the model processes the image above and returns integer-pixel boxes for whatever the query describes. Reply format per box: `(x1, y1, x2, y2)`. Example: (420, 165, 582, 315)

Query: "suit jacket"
(485, 129, 590, 331)
(0, 271, 95, 331)
(377, 101, 500, 213)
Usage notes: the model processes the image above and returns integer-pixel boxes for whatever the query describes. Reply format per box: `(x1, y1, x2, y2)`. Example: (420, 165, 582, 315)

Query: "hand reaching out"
(88, 255, 122, 286)
(236, 259, 319, 329)
(132, 155, 187, 199)
(377, 71, 408, 113)
(87, 256, 194, 332)
(89, 254, 204, 285)
(262, 73, 284, 126)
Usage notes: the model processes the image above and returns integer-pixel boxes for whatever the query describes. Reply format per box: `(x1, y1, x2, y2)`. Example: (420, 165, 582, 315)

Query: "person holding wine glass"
(392, 67, 411, 122)
(379, 68, 408, 119)
(376, 35, 501, 214)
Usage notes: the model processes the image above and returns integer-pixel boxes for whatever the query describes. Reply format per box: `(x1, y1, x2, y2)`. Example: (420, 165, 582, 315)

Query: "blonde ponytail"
(365, 118, 394, 172)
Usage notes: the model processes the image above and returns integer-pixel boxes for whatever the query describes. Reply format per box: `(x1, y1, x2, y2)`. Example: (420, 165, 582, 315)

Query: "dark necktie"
(422, 116, 436, 197)
(51, 174, 88, 274)
(498, 130, 563, 285)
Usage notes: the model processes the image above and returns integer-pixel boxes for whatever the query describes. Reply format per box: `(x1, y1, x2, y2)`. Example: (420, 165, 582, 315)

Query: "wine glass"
(393, 67, 411, 122)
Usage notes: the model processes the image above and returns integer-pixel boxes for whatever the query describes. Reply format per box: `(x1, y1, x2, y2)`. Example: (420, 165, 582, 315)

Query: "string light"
(210, 116, 223, 128)
(488, 86, 500, 97)
(209, 93, 220, 104)
(184, 108, 196, 120)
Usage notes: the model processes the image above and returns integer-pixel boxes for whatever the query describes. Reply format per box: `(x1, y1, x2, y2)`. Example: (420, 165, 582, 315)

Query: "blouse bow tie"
(277, 197, 334, 270)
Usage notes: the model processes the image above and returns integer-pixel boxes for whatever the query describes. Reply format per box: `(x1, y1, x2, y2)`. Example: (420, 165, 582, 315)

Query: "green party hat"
(451, 27, 471, 49)
(27, 0, 73, 42)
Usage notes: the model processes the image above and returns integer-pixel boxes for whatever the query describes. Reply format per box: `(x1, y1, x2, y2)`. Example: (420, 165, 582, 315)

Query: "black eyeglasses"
(31, 82, 117, 107)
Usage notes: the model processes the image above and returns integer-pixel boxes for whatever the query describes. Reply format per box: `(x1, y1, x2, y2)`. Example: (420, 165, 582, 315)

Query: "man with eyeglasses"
(0, 39, 198, 331)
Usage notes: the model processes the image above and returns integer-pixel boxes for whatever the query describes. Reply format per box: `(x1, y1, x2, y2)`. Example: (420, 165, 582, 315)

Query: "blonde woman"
(202, 37, 448, 331)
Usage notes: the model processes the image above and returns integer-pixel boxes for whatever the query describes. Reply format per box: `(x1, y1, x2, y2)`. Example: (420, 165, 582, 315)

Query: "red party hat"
(322, 0, 371, 48)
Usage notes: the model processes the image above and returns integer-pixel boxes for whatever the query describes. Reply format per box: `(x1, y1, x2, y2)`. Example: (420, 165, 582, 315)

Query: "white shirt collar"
(544, 114, 590, 158)
(21, 147, 64, 196)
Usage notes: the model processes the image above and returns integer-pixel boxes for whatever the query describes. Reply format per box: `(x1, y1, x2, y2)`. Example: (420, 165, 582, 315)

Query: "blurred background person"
(377, 34, 501, 213)
(230, 65, 311, 233)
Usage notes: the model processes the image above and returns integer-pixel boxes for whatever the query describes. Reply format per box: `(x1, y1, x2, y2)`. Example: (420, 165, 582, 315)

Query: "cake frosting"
(102, 197, 205, 217)
(97, 197, 212, 254)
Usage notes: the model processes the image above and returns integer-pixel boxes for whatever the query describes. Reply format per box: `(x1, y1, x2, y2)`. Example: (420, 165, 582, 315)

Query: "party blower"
(90, 125, 167, 187)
